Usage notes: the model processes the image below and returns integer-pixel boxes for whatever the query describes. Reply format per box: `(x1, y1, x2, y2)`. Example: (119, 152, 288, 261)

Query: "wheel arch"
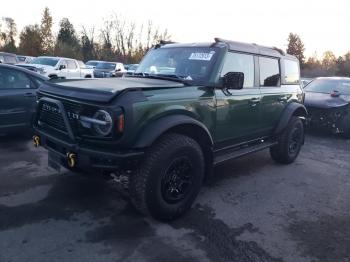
(133, 115, 214, 178)
(274, 102, 307, 135)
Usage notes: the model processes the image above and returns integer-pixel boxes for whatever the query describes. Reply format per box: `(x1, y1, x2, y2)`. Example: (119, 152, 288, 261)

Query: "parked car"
(0, 52, 19, 65)
(32, 38, 306, 221)
(17, 55, 35, 64)
(125, 64, 139, 75)
(93, 62, 126, 78)
(85, 60, 103, 68)
(0, 64, 48, 135)
(20, 56, 94, 79)
(304, 77, 350, 137)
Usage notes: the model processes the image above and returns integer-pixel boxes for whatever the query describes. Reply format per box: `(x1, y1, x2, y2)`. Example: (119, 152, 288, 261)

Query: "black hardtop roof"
(159, 38, 297, 60)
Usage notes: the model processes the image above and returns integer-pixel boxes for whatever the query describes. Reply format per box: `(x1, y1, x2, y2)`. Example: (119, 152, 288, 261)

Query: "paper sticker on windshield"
(189, 51, 215, 61)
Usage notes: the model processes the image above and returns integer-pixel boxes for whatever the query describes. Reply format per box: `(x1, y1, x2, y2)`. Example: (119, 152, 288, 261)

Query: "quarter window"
(221, 52, 254, 88)
(284, 60, 300, 84)
(259, 57, 280, 87)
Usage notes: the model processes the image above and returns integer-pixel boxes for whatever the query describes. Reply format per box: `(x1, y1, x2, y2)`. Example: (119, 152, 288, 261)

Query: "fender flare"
(274, 102, 308, 134)
(132, 115, 214, 148)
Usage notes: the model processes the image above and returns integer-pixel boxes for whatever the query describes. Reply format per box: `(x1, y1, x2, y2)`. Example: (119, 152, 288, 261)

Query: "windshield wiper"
(127, 73, 192, 85)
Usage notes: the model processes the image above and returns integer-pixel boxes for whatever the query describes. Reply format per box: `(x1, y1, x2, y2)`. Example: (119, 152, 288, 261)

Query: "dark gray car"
(0, 64, 48, 135)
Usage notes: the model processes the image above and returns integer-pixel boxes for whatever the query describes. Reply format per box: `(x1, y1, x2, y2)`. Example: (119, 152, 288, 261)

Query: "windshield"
(31, 57, 59, 67)
(134, 47, 220, 84)
(305, 78, 350, 95)
(96, 62, 116, 70)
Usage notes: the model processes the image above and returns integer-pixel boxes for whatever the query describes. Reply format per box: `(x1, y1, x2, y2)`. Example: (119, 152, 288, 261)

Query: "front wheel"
(129, 133, 204, 221)
(270, 117, 304, 164)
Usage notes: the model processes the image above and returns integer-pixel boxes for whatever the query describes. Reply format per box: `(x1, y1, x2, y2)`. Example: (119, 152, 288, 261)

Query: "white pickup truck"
(19, 56, 94, 79)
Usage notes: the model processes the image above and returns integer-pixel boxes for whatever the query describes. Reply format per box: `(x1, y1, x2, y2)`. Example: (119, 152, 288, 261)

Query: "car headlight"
(92, 110, 113, 136)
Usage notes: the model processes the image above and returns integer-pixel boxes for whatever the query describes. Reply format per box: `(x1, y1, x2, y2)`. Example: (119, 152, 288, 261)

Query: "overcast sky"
(1, 0, 349, 57)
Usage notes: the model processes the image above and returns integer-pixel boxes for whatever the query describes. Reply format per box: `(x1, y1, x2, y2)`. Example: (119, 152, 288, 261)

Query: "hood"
(304, 91, 350, 109)
(38, 77, 185, 103)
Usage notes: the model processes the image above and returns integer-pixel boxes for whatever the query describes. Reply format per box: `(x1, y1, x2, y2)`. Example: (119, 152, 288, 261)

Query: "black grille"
(38, 102, 66, 132)
(37, 93, 97, 137)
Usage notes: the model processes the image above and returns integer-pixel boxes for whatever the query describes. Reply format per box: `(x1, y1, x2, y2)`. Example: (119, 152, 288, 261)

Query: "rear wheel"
(270, 116, 304, 164)
(129, 133, 204, 221)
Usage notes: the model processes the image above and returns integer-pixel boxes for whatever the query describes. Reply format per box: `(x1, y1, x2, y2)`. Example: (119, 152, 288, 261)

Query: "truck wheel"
(270, 116, 304, 164)
(129, 133, 204, 221)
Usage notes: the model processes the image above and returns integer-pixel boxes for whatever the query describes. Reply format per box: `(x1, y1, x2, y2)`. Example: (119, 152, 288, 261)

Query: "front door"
(215, 52, 262, 148)
(0, 68, 36, 133)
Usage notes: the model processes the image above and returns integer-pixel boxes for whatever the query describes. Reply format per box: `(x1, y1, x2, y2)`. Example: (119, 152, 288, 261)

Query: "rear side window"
(221, 52, 255, 88)
(284, 60, 300, 84)
(67, 60, 77, 69)
(259, 57, 280, 87)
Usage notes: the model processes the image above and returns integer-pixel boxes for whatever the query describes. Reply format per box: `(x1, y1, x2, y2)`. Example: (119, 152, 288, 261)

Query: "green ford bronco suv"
(33, 38, 307, 221)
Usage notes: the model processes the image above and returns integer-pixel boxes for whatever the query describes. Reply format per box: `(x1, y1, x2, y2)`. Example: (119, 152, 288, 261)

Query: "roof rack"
(272, 47, 285, 56)
(154, 40, 177, 49)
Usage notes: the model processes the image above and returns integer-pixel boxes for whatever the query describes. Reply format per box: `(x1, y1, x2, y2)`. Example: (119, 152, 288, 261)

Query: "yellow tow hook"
(67, 152, 77, 168)
(33, 135, 40, 147)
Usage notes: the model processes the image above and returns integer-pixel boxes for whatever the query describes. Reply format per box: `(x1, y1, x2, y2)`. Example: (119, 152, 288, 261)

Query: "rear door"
(215, 52, 263, 147)
(0, 68, 37, 133)
(258, 56, 286, 134)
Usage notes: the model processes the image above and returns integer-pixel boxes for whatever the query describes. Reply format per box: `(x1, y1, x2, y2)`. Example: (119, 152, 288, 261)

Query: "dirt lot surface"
(0, 133, 349, 262)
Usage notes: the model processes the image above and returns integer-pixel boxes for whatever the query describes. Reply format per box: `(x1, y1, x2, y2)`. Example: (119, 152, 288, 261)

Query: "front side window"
(259, 57, 280, 87)
(135, 47, 220, 85)
(0, 69, 31, 89)
(221, 52, 255, 88)
(284, 59, 300, 84)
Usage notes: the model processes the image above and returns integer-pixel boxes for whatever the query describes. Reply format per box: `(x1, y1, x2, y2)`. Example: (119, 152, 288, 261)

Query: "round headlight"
(93, 110, 113, 136)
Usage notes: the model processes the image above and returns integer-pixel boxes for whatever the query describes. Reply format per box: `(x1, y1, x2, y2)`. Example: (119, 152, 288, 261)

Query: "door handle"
(249, 97, 261, 107)
(24, 92, 35, 97)
(278, 96, 289, 102)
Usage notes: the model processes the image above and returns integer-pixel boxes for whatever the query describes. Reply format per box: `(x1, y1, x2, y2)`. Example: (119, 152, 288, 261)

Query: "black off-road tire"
(129, 133, 204, 221)
(270, 116, 304, 164)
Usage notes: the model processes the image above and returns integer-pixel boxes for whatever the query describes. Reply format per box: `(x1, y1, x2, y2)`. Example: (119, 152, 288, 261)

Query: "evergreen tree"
(286, 33, 305, 67)
(40, 7, 54, 55)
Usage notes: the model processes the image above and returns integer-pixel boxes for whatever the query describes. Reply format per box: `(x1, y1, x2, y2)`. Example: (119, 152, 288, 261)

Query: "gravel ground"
(0, 132, 349, 262)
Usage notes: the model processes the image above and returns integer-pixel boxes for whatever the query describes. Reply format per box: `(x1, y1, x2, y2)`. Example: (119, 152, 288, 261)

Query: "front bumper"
(306, 106, 348, 133)
(34, 128, 144, 172)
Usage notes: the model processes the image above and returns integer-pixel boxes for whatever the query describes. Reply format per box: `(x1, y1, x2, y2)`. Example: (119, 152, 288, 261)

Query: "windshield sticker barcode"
(189, 52, 215, 61)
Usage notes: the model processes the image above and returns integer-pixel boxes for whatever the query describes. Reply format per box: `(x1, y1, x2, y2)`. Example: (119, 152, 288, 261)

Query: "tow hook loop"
(33, 135, 40, 147)
(67, 153, 76, 168)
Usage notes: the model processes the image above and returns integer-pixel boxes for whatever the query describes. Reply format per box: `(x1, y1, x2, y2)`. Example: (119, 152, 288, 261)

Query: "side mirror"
(222, 72, 244, 90)
(59, 65, 66, 70)
(116, 68, 121, 72)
